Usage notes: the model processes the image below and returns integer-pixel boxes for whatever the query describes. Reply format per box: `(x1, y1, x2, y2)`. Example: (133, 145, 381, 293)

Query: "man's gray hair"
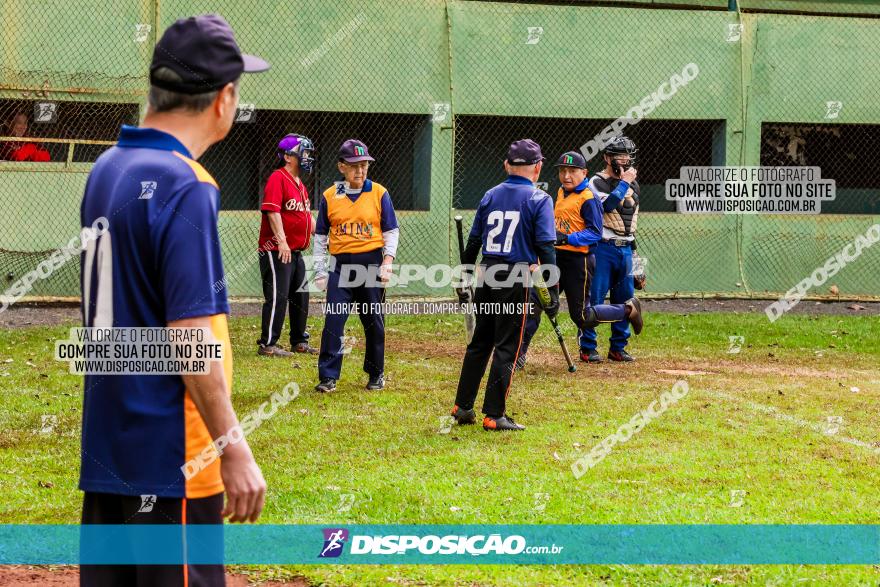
(148, 67, 236, 113)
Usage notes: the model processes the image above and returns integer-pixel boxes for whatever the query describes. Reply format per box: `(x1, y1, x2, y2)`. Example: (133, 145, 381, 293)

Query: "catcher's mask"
(603, 136, 638, 176)
(278, 133, 315, 173)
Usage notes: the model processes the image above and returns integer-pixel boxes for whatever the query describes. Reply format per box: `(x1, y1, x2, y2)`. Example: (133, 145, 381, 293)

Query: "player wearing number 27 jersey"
(468, 173, 556, 265)
(451, 139, 558, 432)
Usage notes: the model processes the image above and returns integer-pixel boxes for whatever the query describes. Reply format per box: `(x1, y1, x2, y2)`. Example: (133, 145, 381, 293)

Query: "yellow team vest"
(322, 181, 386, 255)
(554, 186, 594, 254)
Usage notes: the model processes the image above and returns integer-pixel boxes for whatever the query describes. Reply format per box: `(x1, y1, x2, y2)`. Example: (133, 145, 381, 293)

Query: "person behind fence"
(0, 111, 50, 162)
(516, 150, 642, 368)
(77, 14, 269, 587)
(256, 133, 318, 357)
(450, 138, 558, 432)
(580, 135, 643, 362)
(312, 139, 399, 393)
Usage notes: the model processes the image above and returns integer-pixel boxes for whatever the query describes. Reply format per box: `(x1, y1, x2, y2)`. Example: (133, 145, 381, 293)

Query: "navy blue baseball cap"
(555, 151, 587, 169)
(339, 139, 375, 163)
(150, 14, 270, 94)
(506, 139, 544, 165)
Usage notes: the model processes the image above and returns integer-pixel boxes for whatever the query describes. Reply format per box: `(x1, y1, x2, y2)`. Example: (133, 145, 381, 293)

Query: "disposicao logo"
(349, 534, 528, 556)
(319, 528, 349, 558)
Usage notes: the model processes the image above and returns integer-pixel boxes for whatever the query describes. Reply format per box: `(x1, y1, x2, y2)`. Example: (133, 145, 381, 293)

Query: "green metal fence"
(1, 0, 879, 301)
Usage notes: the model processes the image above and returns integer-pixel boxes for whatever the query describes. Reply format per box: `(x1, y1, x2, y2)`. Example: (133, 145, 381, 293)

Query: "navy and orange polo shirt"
(79, 125, 231, 499)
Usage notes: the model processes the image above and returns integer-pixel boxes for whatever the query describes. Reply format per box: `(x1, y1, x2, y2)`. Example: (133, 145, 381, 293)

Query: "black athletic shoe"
(315, 378, 337, 393)
(608, 350, 635, 362)
(451, 405, 477, 425)
(625, 297, 643, 335)
(366, 374, 385, 390)
(580, 349, 603, 363)
(483, 415, 526, 431)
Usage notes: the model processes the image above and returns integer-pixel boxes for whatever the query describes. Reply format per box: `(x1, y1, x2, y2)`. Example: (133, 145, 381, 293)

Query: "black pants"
(258, 250, 309, 348)
(80, 492, 225, 587)
(454, 266, 529, 418)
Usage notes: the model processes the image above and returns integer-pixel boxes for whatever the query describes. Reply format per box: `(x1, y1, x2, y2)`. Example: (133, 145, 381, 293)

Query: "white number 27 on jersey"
(485, 211, 520, 253)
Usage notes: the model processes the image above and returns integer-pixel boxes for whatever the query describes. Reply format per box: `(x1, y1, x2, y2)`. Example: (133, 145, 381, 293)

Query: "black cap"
(555, 151, 586, 169)
(339, 139, 375, 163)
(150, 14, 270, 94)
(506, 139, 544, 165)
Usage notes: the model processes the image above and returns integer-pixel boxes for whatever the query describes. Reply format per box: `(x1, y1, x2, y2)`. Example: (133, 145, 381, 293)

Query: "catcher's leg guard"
(581, 304, 626, 329)
(582, 307, 600, 328)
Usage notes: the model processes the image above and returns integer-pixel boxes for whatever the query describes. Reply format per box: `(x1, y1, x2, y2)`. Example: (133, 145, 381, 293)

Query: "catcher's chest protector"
(596, 172, 640, 237)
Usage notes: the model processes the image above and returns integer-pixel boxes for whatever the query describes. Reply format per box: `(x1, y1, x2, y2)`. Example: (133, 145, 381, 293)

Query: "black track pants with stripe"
(258, 250, 310, 348)
(454, 266, 529, 418)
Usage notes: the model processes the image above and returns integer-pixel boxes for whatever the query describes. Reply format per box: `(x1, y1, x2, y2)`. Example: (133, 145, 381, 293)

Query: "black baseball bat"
(532, 268, 576, 373)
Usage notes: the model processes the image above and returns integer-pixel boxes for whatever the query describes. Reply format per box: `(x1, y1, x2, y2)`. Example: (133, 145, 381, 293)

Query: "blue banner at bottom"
(0, 525, 877, 565)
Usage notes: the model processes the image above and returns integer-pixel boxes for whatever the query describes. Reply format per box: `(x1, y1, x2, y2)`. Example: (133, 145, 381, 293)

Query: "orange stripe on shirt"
(184, 314, 232, 499)
(173, 151, 219, 189)
(182, 498, 189, 587)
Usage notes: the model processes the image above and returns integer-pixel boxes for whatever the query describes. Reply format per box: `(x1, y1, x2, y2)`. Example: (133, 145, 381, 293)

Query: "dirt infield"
(0, 566, 308, 586)
(2, 298, 877, 329)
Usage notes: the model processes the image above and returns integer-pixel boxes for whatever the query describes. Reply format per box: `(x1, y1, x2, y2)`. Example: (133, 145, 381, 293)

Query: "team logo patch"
(354, 145, 366, 156)
(319, 528, 349, 558)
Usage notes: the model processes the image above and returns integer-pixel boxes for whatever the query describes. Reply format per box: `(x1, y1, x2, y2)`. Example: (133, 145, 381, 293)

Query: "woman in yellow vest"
(312, 139, 399, 392)
(517, 151, 642, 367)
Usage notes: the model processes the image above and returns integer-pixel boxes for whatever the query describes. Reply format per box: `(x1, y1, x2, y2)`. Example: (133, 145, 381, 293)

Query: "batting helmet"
(278, 134, 315, 173)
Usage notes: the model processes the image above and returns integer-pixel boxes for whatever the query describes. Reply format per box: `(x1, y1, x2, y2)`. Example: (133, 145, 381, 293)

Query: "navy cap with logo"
(150, 14, 270, 94)
(506, 139, 544, 165)
(554, 151, 586, 169)
(339, 139, 375, 163)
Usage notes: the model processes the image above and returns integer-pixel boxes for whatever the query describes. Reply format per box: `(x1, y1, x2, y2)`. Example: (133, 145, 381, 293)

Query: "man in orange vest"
(312, 139, 399, 393)
(517, 151, 642, 368)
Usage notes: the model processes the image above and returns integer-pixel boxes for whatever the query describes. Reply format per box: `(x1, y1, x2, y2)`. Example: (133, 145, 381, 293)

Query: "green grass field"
(1, 308, 879, 586)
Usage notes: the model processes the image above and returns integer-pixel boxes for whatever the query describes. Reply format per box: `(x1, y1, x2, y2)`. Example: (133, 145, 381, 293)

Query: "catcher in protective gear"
(580, 136, 644, 362)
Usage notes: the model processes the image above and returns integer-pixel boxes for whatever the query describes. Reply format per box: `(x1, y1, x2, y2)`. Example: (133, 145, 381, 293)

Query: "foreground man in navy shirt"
(79, 14, 268, 586)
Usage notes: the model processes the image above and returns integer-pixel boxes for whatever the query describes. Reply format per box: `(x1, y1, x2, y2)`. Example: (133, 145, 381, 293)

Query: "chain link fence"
(2, 0, 880, 302)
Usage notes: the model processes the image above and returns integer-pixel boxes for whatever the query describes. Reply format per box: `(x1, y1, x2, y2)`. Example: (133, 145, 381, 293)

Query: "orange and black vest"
(321, 180, 387, 255)
(554, 184, 594, 254)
